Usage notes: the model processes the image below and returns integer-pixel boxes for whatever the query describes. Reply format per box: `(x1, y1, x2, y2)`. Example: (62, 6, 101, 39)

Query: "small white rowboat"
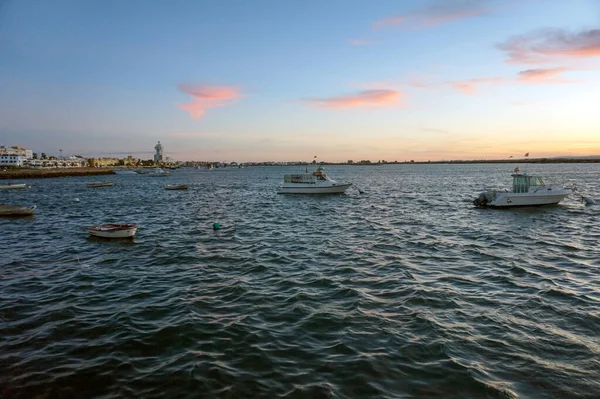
(88, 223, 137, 238)
(0, 183, 27, 190)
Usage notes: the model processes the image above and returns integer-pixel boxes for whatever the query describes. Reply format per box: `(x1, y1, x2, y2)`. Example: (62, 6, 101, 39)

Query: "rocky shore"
(0, 168, 116, 179)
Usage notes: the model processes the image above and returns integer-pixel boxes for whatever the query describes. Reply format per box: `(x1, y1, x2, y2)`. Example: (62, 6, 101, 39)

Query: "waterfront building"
(0, 154, 26, 166)
(26, 156, 87, 168)
(0, 145, 33, 159)
(154, 141, 164, 163)
(87, 157, 120, 168)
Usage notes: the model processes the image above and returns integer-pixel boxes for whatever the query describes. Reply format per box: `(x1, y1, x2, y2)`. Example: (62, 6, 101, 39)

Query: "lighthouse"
(154, 141, 163, 163)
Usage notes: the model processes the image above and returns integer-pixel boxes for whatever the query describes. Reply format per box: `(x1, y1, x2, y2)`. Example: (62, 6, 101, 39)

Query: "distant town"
(2, 142, 600, 171)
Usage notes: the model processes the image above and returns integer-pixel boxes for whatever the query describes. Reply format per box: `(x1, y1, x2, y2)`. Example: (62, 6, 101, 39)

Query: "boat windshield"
(529, 176, 544, 186)
(512, 175, 545, 192)
(513, 175, 529, 193)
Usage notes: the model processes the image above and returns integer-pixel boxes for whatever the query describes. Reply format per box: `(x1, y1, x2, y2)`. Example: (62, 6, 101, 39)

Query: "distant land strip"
(2, 157, 600, 179)
(277, 157, 600, 166)
(0, 168, 115, 180)
(367, 157, 600, 165)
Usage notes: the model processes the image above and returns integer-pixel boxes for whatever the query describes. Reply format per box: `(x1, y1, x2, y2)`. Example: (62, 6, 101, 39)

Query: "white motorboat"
(278, 166, 352, 194)
(113, 170, 138, 175)
(473, 169, 571, 208)
(0, 183, 26, 190)
(88, 223, 137, 238)
(138, 168, 169, 176)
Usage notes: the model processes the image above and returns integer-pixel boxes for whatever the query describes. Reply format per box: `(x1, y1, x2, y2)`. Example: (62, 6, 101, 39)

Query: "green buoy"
(212, 222, 221, 230)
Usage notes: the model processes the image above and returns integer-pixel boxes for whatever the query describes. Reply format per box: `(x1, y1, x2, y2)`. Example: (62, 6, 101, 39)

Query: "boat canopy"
(511, 174, 545, 193)
(284, 174, 316, 183)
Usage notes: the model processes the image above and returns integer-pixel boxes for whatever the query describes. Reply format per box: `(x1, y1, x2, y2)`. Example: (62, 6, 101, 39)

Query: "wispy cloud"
(303, 89, 402, 109)
(445, 68, 575, 94)
(450, 77, 504, 94)
(516, 67, 573, 83)
(348, 39, 376, 46)
(177, 84, 244, 119)
(373, 0, 488, 30)
(498, 28, 600, 64)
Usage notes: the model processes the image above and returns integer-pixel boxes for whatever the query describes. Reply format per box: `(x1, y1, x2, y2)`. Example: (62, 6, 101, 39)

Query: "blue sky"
(1, 0, 599, 162)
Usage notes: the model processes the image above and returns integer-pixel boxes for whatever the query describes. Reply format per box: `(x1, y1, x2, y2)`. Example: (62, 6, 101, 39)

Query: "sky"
(0, 0, 599, 162)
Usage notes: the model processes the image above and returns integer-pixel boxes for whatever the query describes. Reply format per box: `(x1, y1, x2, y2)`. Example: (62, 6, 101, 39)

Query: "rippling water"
(1, 164, 600, 398)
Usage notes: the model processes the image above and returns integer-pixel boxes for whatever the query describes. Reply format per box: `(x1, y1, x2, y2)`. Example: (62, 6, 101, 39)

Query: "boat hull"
(0, 205, 36, 216)
(0, 184, 26, 190)
(165, 185, 188, 190)
(477, 190, 571, 208)
(87, 182, 114, 187)
(113, 170, 138, 175)
(278, 183, 353, 194)
(88, 224, 137, 238)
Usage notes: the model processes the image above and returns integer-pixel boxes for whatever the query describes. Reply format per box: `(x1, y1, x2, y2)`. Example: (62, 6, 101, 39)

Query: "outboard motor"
(473, 192, 489, 207)
(583, 196, 597, 206)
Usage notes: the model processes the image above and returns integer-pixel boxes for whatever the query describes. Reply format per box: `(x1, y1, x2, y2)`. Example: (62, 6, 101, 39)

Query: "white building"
(25, 156, 88, 168)
(154, 141, 164, 163)
(0, 145, 33, 159)
(0, 154, 26, 167)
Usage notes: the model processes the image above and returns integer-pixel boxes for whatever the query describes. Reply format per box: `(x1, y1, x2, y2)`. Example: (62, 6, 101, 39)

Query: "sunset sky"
(1, 0, 599, 162)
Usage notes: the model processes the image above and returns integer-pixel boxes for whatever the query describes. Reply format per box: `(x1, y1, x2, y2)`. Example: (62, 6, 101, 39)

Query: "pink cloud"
(516, 67, 572, 83)
(450, 77, 504, 94)
(373, 0, 487, 30)
(498, 29, 600, 64)
(304, 89, 401, 109)
(373, 16, 406, 30)
(177, 84, 244, 119)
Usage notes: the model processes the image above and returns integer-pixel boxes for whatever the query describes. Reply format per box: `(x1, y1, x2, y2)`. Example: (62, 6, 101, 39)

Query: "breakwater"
(0, 168, 115, 180)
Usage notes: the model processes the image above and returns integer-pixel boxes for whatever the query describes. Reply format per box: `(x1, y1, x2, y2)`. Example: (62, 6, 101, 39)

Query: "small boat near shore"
(165, 184, 189, 190)
(87, 182, 114, 188)
(113, 169, 138, 175)
(88, 223, 137, 238)
(0, 183, 27, 190)
(138, 168, 169, 177)
(473, 169, 572, 208)
(0, 205, 36, 216)
(278, 166, 353, 194)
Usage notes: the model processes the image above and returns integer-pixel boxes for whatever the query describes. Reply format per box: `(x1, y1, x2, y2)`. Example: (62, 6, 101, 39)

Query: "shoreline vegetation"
(2, 157, 600, 179)
(0, 167, 115, 180)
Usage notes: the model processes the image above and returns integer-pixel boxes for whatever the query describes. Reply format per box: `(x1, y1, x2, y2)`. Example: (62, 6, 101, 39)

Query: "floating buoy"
(212, 222, 221, 230)
(73, 198, 80, 203)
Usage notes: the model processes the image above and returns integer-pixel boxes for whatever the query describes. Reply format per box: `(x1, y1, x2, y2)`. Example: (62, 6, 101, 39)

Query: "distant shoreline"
(0, 168, 116, 180)
(2, 157, 600, 179)
(254, 158, 600, 166)
(349, 158, 600, 165)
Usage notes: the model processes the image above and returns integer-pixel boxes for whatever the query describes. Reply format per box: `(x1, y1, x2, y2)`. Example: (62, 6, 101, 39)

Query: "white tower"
(154, 141, 163, 163)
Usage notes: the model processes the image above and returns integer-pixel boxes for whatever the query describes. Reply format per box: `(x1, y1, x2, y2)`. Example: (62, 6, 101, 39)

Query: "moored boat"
(165, 184, 189, 190)
(0, 183, 27, 190)
(473, 169, 571, 208)
(278, 166, 353, 194)
(0, 205, 36, 216)
(87, 182, 114, 187)
(113, 169, 138, 175)
(138, 168, 169, 176)
(88, 223, 137, 238)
